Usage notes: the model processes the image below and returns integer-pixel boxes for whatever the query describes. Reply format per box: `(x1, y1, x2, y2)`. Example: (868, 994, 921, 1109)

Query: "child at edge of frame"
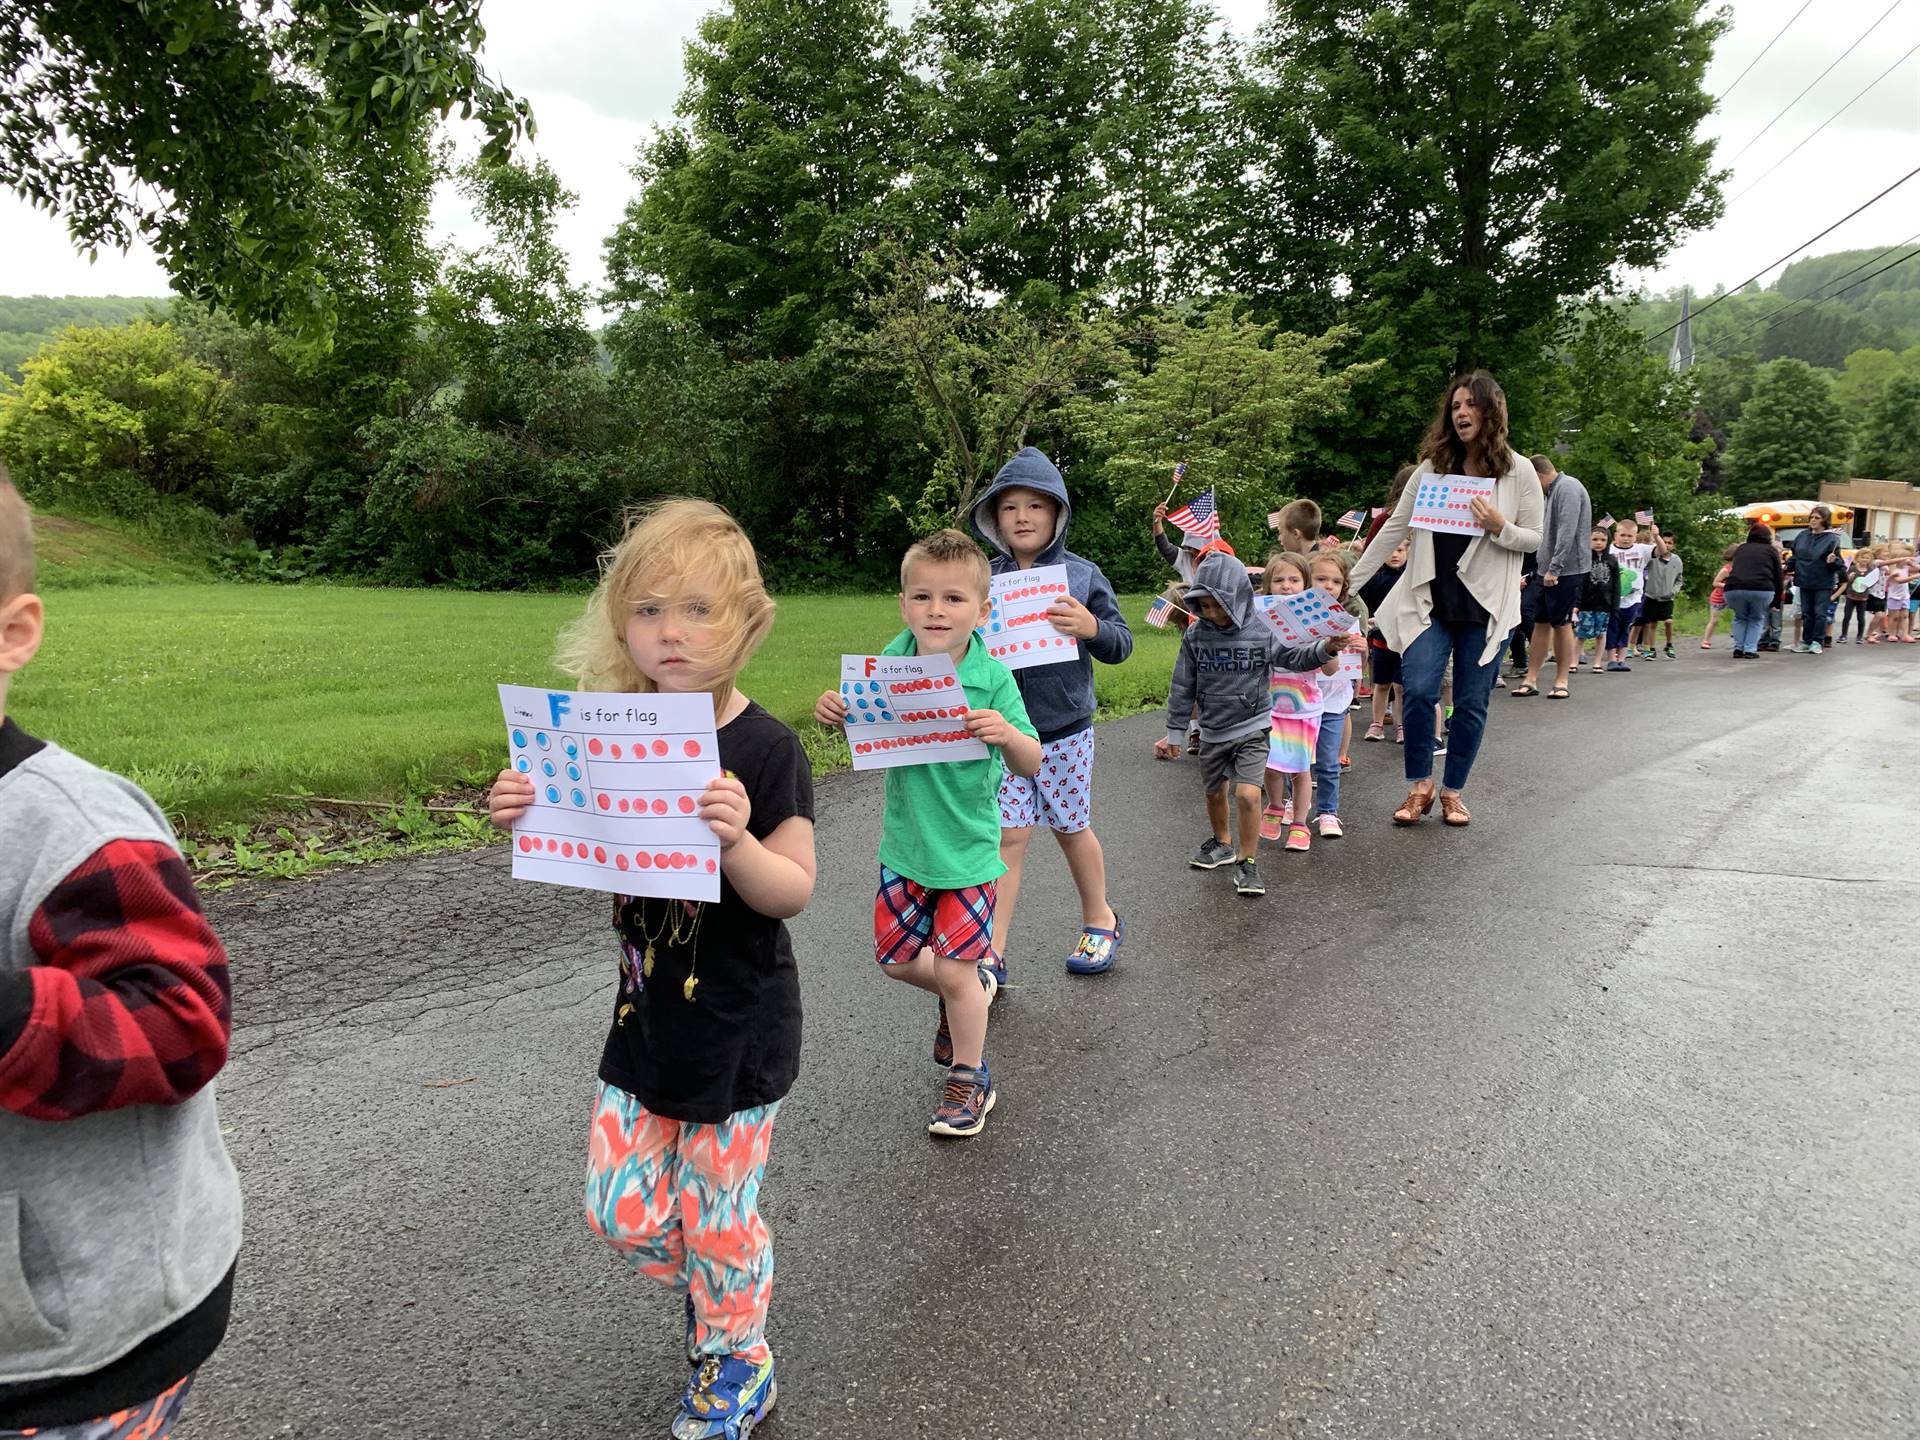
(0, 464, 242, 1440)
(813, 528, 1041, 1140)
(970, 447, 1133, 981)
(489, 497, 819, 1440)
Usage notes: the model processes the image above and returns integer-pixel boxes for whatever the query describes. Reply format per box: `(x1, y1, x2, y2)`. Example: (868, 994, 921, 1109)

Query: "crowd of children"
(13, 434, 1918, 1440)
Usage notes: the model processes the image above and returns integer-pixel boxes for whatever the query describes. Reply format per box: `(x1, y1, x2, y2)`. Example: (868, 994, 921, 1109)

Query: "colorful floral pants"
(583, 1082, 778, 1363)
(4, 1375, 192, 1439)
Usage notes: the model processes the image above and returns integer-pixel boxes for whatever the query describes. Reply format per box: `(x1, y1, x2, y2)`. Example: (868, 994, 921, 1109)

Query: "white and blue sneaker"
(673, 1354, 777, 1440)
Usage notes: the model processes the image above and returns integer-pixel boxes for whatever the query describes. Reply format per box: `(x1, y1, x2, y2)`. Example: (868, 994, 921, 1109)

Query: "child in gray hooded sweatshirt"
(1154, 551, 1358, 897)
(971, 447, 1133, 979)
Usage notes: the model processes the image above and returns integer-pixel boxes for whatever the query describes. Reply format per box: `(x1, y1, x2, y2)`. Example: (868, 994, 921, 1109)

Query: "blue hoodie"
(971, 448, 1134, 742)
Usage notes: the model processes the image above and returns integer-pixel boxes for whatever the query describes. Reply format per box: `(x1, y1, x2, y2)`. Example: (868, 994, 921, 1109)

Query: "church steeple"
(1668, 289, 1695, 373)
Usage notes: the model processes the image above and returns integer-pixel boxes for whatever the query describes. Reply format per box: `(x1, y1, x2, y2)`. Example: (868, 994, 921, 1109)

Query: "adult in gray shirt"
(1513, 454, 1592, 699)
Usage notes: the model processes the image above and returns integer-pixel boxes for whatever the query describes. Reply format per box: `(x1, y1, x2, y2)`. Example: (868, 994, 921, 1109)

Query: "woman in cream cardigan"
(1350, 371, 1542, 828)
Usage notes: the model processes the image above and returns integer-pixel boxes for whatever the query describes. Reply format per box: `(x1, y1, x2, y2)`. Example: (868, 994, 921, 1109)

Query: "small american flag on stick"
(1145, 595, 1179, 628)
(1166, 488, 1221, 540)
(1336, 509, 1366, 531)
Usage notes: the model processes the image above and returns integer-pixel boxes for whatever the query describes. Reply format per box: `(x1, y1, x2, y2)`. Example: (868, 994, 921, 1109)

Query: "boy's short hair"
(0, 463, 33, 601)
(901, 528, 991, 598)
(1277, 498, 1322, 541)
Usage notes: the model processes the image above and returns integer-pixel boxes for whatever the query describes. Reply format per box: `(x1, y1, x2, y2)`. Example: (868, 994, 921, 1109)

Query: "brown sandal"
(1440, 793, 1471, 827)
(1393, 783, 1435, 826)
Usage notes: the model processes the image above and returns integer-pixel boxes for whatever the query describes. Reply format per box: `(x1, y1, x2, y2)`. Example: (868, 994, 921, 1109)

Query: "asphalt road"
(184, 647, 1920, 1439)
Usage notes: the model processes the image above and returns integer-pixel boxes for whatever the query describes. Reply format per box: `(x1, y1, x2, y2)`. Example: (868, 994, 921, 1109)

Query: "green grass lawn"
(12, 584, 1183, 828)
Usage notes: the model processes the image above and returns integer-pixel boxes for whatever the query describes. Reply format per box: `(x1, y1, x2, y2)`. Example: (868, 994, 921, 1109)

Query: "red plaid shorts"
(872, 867, 997, 966)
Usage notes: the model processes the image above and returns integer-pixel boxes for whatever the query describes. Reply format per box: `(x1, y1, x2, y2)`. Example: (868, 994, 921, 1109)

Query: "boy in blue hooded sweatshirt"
(1154, 551, 1360, 897)
(971, 448, 1134, 979)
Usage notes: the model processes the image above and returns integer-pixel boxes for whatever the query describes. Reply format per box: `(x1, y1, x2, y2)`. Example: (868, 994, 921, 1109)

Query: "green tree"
(850, 247, 1126, 527)
(1237, 0, 1724, 482)
(1541, 305, 1726, 583)
(1722, 359, 1853, 503)
(1076, 305, 1375, 553)
(1757, 301, 1888, 368)
(0, 1, 529, 346)
(1691, 353, 1759, 431)
(909, 0, 1231, 309)
(0, 320, 230, 509)
(1853, 374, 1920, 486)
(605, 0, 915, 356)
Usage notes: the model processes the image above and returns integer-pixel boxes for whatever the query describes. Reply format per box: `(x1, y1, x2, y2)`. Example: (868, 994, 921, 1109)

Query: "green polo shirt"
(876, 628, 1037, 890)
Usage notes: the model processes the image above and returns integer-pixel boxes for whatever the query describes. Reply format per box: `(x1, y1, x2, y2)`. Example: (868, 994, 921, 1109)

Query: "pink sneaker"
(1317, 814, 1343, 839)
(1284, 824, 1311, 853)
(1259, 806, 1285, 842)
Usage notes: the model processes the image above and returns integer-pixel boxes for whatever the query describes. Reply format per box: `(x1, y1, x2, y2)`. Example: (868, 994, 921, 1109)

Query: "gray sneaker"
(1190, 837, 1236, 870)
(1234, 859, 1265, 896)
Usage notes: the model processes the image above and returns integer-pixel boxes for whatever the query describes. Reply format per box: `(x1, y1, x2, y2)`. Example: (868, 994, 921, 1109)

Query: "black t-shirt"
(1358, 561, 1403, 617)
(598, 701, 814, 1123)
(1429, 532, 1489, 626)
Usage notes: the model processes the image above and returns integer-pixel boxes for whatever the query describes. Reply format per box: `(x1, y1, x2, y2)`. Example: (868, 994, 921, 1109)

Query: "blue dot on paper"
(515, 757, 531, 773)
(535, 732, 551, 750)
(542, 759, 556, 777)
(510, 729, 526, 748)
(857, 698, 868, 709)
(863, 713, 877, 723)
(570, 788, 586, 808)
(566, 763, 580, 782)
(545, 785, 560, 803)
(563, 739, 578, 758)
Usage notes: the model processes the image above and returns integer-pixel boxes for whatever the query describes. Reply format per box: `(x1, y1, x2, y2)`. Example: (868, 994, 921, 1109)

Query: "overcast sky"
(4, 0, 1917, 305)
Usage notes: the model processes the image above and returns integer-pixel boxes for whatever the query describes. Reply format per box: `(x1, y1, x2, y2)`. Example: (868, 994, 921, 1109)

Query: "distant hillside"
(1631, 245, 1920, 368)
(0, 295, 172, 379)
(31, 510, 215, 589)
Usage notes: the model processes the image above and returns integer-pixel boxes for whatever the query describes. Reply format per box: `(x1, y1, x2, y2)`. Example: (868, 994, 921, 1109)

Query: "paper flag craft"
(1336, 646, 1365, 680)
(1409, 474, 1495, 535)
(840, 652, 989, 772)
(980, 564, 1080, 672)
(1255, 589, 1359, 649)
(498, 684, 722, 901)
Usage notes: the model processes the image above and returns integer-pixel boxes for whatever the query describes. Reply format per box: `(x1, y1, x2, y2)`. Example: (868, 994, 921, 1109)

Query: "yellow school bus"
(1720, 500, 1855, 550)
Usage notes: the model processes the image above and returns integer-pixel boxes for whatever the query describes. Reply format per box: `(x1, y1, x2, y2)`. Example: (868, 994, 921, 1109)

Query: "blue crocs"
(1066, 916, 1124, 975)
(673, 1354, 777, 1440)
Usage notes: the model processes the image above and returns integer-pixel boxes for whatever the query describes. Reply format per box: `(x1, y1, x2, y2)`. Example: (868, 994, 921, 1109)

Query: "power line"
(1647, 162, 1920, 344)
(1691, 231, 1920, 359)
(1727, 0, 1905, 165)
(1714, 0, 1815, 102)
(1728, 36, 1920, 204)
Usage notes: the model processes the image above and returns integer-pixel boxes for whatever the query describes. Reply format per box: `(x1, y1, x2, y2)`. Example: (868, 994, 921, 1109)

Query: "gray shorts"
(1200, 730, 1269, 793)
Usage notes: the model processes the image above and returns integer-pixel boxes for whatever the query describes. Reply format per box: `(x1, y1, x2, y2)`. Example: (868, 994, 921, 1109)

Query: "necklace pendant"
(682, 974, 698, 1002)
(642, 942, 655, 978)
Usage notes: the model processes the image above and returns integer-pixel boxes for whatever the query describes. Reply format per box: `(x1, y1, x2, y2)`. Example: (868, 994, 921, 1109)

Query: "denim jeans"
(1400, 619, 1499, 791)
(1798, 585, 1832, 646)
(1727, 589, 1770, 652)
(1312, 708, 1346, 818)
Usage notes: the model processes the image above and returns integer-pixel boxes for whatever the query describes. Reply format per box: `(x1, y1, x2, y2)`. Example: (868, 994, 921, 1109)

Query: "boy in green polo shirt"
(814, 529, 1040, 1137)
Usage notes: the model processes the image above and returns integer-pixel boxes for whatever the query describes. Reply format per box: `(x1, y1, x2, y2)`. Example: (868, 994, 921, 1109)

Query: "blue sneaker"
(1605, 660, 1631, 672)
(673, 1354, 776, 1439)
(1066, 916, 1124, 975)
(928, 1064, 995, 1137)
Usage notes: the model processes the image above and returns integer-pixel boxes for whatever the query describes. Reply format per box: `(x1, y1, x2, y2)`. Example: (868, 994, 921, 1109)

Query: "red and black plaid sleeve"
(0, 838, 231, 1122)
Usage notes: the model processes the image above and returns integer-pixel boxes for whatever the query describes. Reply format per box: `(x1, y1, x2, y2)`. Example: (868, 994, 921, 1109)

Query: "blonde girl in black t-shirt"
(488, 499, 816, 1440)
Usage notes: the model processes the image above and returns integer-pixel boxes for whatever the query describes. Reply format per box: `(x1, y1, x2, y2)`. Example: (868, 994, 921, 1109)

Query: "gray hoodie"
(971, 448, 1134, 742)
(1165, 552, 1335, 748)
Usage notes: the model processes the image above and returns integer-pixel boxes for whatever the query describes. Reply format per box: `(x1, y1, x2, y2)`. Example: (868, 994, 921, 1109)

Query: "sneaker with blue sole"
(673, 1354, 776, 1440)
(1066, 916, 1124, 975)
(979, 950, 1008, 996)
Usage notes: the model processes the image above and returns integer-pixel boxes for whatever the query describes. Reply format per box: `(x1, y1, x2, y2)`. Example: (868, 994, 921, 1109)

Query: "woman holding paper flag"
(1350, 371, 1542, 828)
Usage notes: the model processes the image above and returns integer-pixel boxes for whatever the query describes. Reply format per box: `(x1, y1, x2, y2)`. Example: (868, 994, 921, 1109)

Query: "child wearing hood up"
(973, 449, 1134, 980)
(1153, 551, 1361, 899)
(1151, 501, 1236, 750)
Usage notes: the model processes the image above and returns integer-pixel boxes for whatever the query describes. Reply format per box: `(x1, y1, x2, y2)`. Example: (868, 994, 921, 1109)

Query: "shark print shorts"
(997, 728, 1094, 833)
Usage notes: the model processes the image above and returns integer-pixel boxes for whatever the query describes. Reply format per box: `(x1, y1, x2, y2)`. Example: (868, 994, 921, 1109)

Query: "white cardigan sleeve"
(1489, 454, 1543, 554)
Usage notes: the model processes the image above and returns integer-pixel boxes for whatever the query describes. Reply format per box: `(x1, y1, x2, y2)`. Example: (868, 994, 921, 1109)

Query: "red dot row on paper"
(999, 582, 1066, 600)
(989, 636, 1074, 657)
(596, 793, 700, 815)
(517, 835, 716, 872)
(1002, 608, 1069, 628)
(585, 737, 706, 759)
(886, 675, 959, 694)
(854, 729, 970, 754)
(892, 705, 967, 723)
